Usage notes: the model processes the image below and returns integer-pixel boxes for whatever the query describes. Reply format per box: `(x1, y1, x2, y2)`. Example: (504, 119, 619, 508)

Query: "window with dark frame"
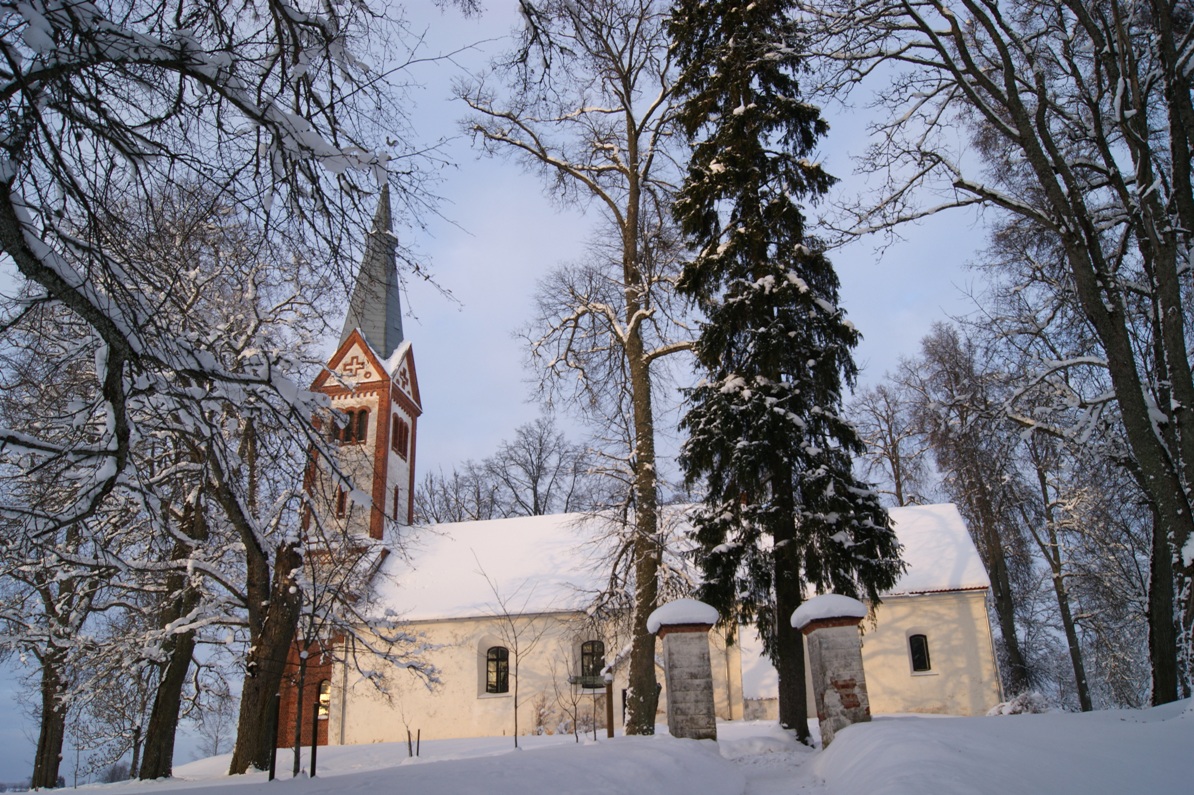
(909, 633, 932, 672)
(580, 640, 605, 686)
(335, 487, 347, 518)
(391, 414, 409, 458)
(354, 408, 369, 443)
(486, 646, 509, 694)
(393, 485, 401, 519)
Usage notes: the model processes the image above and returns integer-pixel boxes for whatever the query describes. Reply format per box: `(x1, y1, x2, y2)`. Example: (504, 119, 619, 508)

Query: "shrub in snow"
(986, 691, 1051, 716)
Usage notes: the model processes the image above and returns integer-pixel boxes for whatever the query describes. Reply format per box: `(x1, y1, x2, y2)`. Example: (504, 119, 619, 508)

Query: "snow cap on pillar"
(340, 184, 405, 360)
(791, 594, 868, 633)
(647, 598, 720, 636)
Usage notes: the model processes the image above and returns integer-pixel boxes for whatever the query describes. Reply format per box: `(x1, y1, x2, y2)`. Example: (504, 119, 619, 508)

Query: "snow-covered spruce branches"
(669, 0, 902, 738)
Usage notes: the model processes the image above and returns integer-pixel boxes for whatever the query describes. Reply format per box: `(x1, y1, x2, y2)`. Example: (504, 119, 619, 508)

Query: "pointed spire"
(340, 184, 405, 360)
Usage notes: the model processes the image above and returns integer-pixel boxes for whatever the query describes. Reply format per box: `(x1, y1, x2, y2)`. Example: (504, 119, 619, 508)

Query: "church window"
(338, 408, 369, 444)
(579, 640, 605, 688)
(392, 414, 409, 459)
(486, 646, 509, 694)
(909, 634, 932, 672)
(353, 409, 369, 443)
(335, 487, 347, 518)
(317, 679, 331, 719)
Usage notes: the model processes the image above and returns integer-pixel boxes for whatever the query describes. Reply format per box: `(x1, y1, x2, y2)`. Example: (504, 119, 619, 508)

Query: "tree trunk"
(621, 143, 663, 736)
(32, 654, 67, 789)
(1149, 507, 1179, 705)
(141, 499, 206, 779)
(139, 628, 197, 778)
(228, 540, 302, 773)
(773, 471, 810, 743)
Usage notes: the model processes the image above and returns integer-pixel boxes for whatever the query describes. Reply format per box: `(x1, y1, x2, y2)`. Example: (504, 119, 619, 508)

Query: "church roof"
(885, 503, 990, 595)
(374, 504, 988, 623)
(375, 513, 612, 622)
(340, 185, 405, 360)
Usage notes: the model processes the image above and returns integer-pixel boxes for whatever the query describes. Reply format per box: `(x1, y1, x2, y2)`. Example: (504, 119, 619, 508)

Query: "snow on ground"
(74, 701, 1191, 795)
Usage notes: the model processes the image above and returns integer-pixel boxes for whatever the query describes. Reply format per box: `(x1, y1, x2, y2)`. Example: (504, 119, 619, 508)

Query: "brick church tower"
(309, 184, 421, 535)
(277, 186, 421, 750)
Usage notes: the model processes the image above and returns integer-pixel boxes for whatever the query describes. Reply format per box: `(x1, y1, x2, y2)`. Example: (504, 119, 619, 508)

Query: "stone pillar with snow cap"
(791, 594, 871, 747)
(647, 598, 720, 740)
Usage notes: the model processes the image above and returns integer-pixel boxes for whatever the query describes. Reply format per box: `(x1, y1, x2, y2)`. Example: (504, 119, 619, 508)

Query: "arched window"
(391, 414, 409, 459)
(486, 646, 509, 694)
(317, 679, 331, 719)
(909, 634, 931, 672)
(337, 408, 369, 444)
(580, 640, 605, 683)
(353, 409, 369, 444)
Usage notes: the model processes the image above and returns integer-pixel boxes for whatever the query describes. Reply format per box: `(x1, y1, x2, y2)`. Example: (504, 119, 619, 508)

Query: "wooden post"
(309, 704, 319, 777)
(406, 729, 413, 758)
(605, 676, 614, 738)
(416, 729, 421, 757)
(268, 693, 280, 781)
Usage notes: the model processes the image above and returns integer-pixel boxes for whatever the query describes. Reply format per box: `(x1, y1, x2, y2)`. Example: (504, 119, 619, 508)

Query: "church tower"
(310, 185, 421, 537)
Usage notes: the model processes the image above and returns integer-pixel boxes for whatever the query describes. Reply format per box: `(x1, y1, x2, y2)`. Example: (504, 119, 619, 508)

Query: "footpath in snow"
(80, 700, 1191, 795)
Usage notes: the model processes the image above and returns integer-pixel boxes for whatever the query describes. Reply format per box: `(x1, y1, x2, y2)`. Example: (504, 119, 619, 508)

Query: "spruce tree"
(669, 0, 902, 740)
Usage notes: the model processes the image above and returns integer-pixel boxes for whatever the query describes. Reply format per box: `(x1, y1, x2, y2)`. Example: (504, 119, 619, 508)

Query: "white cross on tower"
(343, 355, 372, 379)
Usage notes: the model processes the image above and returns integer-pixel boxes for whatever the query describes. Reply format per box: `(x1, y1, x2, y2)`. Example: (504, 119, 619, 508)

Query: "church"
(275, 191, 1005, 748)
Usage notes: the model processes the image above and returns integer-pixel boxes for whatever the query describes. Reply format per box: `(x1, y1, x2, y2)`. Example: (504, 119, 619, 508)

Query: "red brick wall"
(276, 641, 334, 747)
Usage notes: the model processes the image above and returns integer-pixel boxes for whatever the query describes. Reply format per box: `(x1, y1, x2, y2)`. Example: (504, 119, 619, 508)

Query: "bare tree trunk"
(32, 653, 67, 789)
(228, 539, 302, 774)
(141, 500, 206, 779)
(139, 629, 197, 778)
(1149, 507, 1179, 705)
(622, 163, 663, 736)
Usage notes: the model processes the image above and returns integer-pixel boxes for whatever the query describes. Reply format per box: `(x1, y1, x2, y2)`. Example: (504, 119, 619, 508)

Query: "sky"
(0, 0, 987, 783)
(393, 1, 982, 478)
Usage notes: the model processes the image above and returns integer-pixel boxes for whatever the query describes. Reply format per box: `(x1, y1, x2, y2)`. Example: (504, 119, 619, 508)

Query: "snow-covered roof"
(372, 503, 987, 623)
(373, 512, 611, 622)
(885, 504, 990, 596)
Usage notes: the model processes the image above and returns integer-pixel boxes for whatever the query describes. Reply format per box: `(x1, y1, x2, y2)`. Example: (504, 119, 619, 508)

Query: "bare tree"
(460, 0, 691, 734)
(414, 416, 604, 524)
(850, 383, 934, 507)
(800, 0, 1194, 699)
(477, 559, 551, 748)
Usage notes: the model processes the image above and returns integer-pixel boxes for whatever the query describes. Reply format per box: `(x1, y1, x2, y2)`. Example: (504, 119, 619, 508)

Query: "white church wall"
(739, 589, 1001, 720)
(325, 611, 744, 744)
(861, 589, 1002, 716)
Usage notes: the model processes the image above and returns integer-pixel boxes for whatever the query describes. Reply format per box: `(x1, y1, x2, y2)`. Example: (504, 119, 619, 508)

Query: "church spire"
(340, 184, 405, 360)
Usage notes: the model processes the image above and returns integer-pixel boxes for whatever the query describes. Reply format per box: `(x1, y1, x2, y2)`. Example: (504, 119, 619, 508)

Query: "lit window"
(909, 634, 931, 672)
(486, 646, 509, 694)
(318, 679, 331, 719)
